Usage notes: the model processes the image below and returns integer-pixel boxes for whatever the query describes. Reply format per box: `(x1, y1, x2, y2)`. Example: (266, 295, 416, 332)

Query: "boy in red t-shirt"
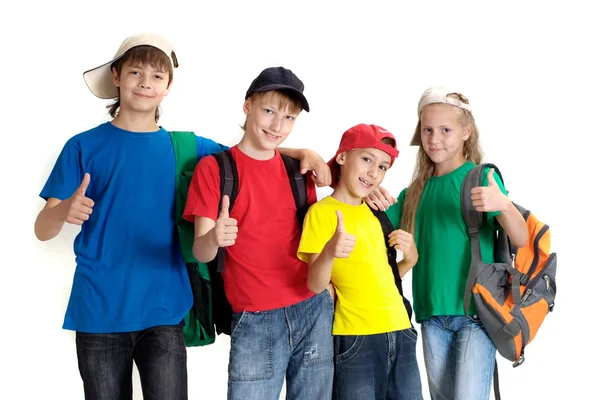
(184, 67, 334, 400)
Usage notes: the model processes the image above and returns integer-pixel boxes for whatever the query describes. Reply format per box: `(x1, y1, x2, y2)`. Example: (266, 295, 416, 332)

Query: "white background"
(1, 0, 596, 398)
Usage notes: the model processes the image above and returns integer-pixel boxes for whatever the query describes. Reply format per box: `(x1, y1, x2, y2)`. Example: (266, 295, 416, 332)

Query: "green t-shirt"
(386, 162, 508, 322)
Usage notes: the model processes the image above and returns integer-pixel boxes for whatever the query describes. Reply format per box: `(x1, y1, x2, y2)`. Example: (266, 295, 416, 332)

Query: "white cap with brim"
(83, 33, 178, 99)
(410, 86, 472, 146)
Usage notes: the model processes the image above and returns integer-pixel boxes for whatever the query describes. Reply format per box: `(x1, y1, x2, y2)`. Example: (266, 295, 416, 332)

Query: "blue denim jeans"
(76, 324, 187, 400)
(227, 290, 334, 400)
(421, 316, 496, 400)
(333, 328, 423, 400)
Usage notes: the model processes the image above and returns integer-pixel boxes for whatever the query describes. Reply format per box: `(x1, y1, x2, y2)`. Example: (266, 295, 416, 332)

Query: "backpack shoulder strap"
(461, 162, 509, 314)
(168, 131, 198, 263)
(169, 131, 198, 175)
(212, 150, 238, 273)
(280, 154, 308, 227)
(369, 207, 414, 322)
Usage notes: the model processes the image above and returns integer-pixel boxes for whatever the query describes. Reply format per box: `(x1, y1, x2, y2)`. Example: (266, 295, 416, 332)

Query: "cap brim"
(83, 58, 122, 99)
(250, 84, 310, 112)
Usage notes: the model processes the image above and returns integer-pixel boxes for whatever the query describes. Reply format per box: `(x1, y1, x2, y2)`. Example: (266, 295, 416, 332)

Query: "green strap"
(170, 131, 198, 176)
(169, 131, 198, 264)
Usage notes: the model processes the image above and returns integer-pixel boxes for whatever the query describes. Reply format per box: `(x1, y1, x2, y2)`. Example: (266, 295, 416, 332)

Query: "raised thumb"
(335, 210, 345, 233)
(219, 195, 230, 218)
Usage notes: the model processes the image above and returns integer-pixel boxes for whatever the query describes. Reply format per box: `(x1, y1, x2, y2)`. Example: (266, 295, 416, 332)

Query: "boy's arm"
(192, 195, 238, 263)
(306, 210, 355, 293)
(279, 147, 331, 187)
(35, 174, 94, 241)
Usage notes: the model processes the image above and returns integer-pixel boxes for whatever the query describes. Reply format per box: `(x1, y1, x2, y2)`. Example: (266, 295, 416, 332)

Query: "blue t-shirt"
(40, 122, 227, 333)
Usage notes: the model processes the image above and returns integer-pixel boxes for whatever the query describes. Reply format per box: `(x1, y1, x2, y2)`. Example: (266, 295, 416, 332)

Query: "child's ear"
(336, 152, 346, 165)
(243, 99, 252, 116)
(462, 124, 472, 141)
(111, 67, 120, 88)
(165, 77, 174, 95)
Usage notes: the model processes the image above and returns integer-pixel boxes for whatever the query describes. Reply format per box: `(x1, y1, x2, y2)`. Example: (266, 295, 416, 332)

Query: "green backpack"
(169, 131, 215, 347)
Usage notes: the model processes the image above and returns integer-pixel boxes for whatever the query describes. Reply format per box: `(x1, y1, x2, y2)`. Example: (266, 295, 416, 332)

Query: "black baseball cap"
(245, 66, 310, 112)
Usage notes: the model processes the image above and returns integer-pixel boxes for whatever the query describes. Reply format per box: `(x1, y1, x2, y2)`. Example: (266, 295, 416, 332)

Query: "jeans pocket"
(230, 311, 247, 339)
(229, 311, 273, 381)
(401, 327, 418, 343)
(335, 335, 364, 364)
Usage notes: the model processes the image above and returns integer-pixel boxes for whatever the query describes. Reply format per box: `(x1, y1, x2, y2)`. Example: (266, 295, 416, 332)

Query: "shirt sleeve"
(183, 154, 221, 222)
(195, 135, 229, 160)
(297, 204, 335, 262)
(385, 188, 407, 230)
(39, 139, 83, 201)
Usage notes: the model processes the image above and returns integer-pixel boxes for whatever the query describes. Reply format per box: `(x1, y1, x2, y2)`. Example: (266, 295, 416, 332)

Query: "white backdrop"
(1, 0, 596, 398)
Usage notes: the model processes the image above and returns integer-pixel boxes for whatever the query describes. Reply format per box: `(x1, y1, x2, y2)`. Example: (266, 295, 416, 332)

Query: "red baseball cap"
(328, 123, 399, 187)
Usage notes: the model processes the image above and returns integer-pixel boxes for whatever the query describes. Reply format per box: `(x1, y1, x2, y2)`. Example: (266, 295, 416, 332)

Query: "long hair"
(107, 46, 174, 122)
(401, 93, 483, 234)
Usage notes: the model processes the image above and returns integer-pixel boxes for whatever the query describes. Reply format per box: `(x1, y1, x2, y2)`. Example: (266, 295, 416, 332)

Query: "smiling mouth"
(134, 93, 153, 99)
(263, 129, 281, 140)
(359, 177, 373, 188)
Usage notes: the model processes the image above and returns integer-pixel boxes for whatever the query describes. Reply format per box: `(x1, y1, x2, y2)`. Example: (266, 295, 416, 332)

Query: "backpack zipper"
(521, 253, 557, 303)
(526, 224, 550, 277)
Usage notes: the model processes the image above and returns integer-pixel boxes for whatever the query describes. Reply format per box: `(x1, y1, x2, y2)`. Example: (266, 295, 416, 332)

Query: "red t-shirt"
(184, 146, 317, 312)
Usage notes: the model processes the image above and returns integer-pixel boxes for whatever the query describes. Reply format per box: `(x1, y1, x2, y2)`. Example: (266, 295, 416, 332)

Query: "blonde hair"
(401, 93, 483, 234)
(107, 46, 174, 122)
(241, 90, 303, 130)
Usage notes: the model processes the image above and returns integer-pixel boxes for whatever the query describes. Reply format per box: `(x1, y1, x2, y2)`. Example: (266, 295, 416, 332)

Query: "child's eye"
(154, 74, 164, 80)
(362, 157, 371, 163)
(443, 128, 451, 133)
(264, 109, 273, 114)
(379, 165, 388, 171)
(423, 128, 432, 134)
(130, 71, 140, 76)
(286, 115, 295, 121)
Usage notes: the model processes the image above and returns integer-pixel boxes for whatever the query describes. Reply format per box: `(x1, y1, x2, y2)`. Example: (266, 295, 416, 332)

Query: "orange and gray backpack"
(461, 163, 557, 399)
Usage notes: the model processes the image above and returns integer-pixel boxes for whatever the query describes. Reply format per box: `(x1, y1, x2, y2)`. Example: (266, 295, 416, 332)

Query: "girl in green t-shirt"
(384, 87, 528, 400)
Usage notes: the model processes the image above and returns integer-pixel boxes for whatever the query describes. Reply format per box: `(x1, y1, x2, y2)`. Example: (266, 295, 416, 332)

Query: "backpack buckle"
(512, 353, 525, 368)
(519, 274, 530, 285)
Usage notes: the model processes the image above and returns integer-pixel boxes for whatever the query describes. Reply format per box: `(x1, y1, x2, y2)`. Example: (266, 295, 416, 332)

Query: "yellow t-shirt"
(298, 196, 411, 335)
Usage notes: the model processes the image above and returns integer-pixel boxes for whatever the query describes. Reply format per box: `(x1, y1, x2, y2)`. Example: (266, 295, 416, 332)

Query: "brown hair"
(241, 90, 303, 130)
(107, 45, 174, 122)
(401, 93, 483, 234)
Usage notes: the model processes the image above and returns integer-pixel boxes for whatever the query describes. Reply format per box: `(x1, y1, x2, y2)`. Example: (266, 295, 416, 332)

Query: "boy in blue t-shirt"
(34, 33, 329, 399)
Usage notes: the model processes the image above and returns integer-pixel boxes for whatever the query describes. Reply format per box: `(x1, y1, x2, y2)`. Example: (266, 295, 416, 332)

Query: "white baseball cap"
(83, 33, 178, 99)
(410, 86, 472, 146)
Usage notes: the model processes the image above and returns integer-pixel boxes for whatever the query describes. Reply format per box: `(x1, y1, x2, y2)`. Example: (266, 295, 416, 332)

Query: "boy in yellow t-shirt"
(298, 123, 423, 400)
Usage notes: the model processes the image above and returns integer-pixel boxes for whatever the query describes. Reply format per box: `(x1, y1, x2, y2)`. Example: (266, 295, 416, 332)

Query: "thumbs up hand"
(63, 173, 95, 225)
(212, 195, 238, 247)
(470, 168, 510, 212)
(325, 210, 356, 259)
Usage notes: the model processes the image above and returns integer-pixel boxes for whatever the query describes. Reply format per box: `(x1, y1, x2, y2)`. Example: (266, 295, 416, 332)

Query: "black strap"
(281, 154, 308, 227)
(213, 150, 238, 273)
(493, 359, 501, 400)
(369, 207, 413, 322)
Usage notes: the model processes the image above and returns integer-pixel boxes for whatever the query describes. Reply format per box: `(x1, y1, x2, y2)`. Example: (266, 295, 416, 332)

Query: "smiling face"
(112, 60, 171, 116)
(239, 90, 302, 159)
(335, 147, 392, 201)
(419, 103, 472, 175)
